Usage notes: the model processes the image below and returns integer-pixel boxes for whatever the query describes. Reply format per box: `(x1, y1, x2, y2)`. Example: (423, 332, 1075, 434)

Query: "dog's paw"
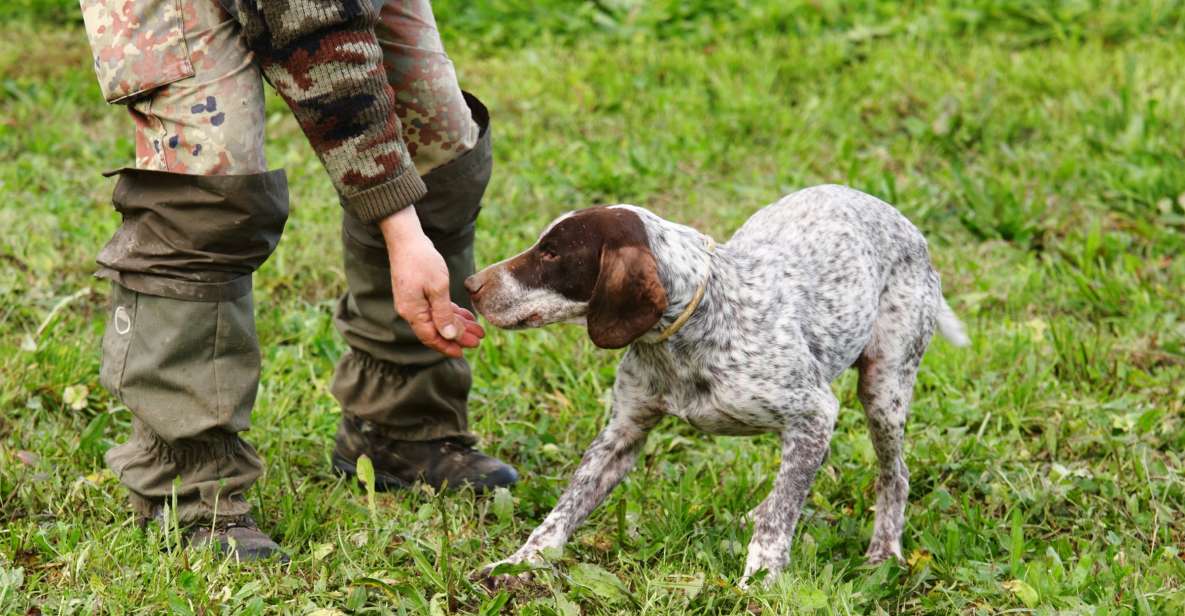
(478, 570, 533, 592)
(864, 540, 904, 565)
(476, 558, 544, 591)
(739, 555, 783, 591)
(738, 570, 773, 592)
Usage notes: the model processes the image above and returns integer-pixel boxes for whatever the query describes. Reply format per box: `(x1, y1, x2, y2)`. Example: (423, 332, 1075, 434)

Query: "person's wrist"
(377, 206, 425, 246)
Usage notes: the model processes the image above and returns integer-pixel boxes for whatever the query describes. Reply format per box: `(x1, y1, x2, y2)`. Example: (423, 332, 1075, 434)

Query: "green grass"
(3, 0, 1185, 613)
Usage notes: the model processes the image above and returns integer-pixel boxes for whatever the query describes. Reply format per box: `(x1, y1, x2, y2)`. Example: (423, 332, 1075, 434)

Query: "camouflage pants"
(84, 0, 489, 522)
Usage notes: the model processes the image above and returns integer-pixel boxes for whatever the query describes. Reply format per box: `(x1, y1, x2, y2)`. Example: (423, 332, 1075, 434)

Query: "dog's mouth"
(472, 306, 535, 330)
(510, 313, 543, 329)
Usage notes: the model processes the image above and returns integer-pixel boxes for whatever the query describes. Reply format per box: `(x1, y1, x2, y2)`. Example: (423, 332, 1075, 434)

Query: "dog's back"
(729, 184, 928, 276)
(723, 184, 966, 379)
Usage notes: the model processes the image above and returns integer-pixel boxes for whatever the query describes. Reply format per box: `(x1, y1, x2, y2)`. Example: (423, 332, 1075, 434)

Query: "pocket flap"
(81, 0, 196, 104)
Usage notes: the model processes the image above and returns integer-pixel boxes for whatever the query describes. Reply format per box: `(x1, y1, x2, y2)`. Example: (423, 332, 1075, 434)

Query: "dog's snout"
(464, 273, 485, 296)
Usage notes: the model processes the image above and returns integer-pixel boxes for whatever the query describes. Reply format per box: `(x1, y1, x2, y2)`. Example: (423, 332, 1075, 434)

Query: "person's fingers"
(449, 311, 484, 348)
(456, 318, 485, 347)
(409, 317, 463, 357)
(463, 318, 485, 339)
(397, 289, 461, 356)
(453, 304, 477, 322)
(453, 305, 485, 336)
(427, 282, 461, 340)
(406, 312, 439, 343)
(393, 291, 474, 356)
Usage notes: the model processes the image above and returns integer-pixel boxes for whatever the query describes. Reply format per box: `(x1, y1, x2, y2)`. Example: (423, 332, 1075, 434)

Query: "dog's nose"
(464, 273, 484, 296)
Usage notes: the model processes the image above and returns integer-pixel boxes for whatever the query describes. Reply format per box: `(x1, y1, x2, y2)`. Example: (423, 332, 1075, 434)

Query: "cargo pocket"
(80, 0, 195, 104)
(99, 284, 138, 400)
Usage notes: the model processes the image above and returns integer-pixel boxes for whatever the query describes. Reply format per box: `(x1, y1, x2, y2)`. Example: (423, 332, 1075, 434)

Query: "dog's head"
(466, 206, 668, 349)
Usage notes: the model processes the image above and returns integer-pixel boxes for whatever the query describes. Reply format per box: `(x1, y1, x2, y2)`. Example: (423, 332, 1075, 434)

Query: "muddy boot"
(332, 415, 517, 492)
(184, 515, 289, 563)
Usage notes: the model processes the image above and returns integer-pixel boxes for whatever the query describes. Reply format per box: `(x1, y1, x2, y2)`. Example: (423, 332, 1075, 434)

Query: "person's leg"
(91, 0, 286, 556)
(330, 0, 514, 491)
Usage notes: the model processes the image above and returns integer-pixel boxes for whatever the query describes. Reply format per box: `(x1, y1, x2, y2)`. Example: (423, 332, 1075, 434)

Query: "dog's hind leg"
(741, 389, 838, 587)
(857, 269, 938, 564)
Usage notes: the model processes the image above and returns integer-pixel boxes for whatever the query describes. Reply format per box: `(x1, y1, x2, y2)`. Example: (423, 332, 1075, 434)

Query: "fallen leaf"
(554, 592, 580, 616)
(569, 562, 631, 605)
(0, 566, 25, 590)
(83, 469, 114, 484)
(492, 487, 514, 524)
(312, 543, 334, 561)
(429, 593, 448, 616)
(1002, 578, 1039, 607)
(659, 572, 705, 600)
(798, 588, 828, 609)
(1024, 318, 1047, 343)
(63, 385, 89, 411)
(355, 454, 377, 518)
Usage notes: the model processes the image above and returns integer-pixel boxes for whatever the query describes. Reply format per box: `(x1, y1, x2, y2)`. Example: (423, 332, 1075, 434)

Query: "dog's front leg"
(742, 390, 838, 588)
(485, 396, 660, 577)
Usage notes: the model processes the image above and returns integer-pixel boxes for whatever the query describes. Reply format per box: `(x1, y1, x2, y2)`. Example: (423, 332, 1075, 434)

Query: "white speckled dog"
(465, 184, 968, 587)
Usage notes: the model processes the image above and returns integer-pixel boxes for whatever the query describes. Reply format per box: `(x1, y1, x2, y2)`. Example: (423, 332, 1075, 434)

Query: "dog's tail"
(937, 298, 970, 347)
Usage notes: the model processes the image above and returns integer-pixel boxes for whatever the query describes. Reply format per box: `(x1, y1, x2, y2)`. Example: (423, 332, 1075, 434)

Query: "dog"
(465, 184, 968, 587)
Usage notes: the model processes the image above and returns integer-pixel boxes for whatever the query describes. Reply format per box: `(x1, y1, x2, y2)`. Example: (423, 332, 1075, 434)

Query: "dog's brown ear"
(586, 243, 668, 349)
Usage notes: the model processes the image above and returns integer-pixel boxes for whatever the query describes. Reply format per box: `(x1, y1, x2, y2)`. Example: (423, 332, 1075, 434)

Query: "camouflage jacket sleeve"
(224, 0, 425, 223)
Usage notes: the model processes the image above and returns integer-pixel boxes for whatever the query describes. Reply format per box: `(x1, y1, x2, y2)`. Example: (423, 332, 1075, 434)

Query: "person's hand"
(379, 207, 484, 357)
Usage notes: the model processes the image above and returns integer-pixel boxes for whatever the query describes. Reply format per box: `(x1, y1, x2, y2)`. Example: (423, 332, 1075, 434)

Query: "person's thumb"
(428, 283, 459, 340)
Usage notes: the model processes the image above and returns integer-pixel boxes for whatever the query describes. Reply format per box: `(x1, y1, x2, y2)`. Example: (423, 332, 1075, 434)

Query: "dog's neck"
(626, 208, 738, 346)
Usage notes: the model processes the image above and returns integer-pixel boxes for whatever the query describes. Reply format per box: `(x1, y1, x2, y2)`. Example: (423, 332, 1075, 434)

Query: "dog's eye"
(539, 247, 559, 261)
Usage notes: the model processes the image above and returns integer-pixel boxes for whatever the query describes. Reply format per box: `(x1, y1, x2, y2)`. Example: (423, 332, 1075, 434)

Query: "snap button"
(114, 306, 132, 335)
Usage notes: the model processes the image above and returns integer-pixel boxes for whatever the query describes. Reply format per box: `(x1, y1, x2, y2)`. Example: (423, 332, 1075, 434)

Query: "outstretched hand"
(379, 207, 484, 357)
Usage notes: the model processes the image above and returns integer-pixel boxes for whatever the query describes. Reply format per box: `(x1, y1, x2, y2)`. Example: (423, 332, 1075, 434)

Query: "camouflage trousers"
(83, 0, 489, 522)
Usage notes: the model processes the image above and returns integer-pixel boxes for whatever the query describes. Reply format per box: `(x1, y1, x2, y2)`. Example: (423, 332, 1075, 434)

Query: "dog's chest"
(657, 367, 785, 436)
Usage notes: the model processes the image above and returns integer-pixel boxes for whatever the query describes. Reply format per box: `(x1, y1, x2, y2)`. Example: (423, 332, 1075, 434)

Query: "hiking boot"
(332, 415, 518, 493)
(185, 516, 289, 563)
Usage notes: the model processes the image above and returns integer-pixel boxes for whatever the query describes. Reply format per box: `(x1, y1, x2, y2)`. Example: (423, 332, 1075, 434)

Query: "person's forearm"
(227, 0, 426, 222)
